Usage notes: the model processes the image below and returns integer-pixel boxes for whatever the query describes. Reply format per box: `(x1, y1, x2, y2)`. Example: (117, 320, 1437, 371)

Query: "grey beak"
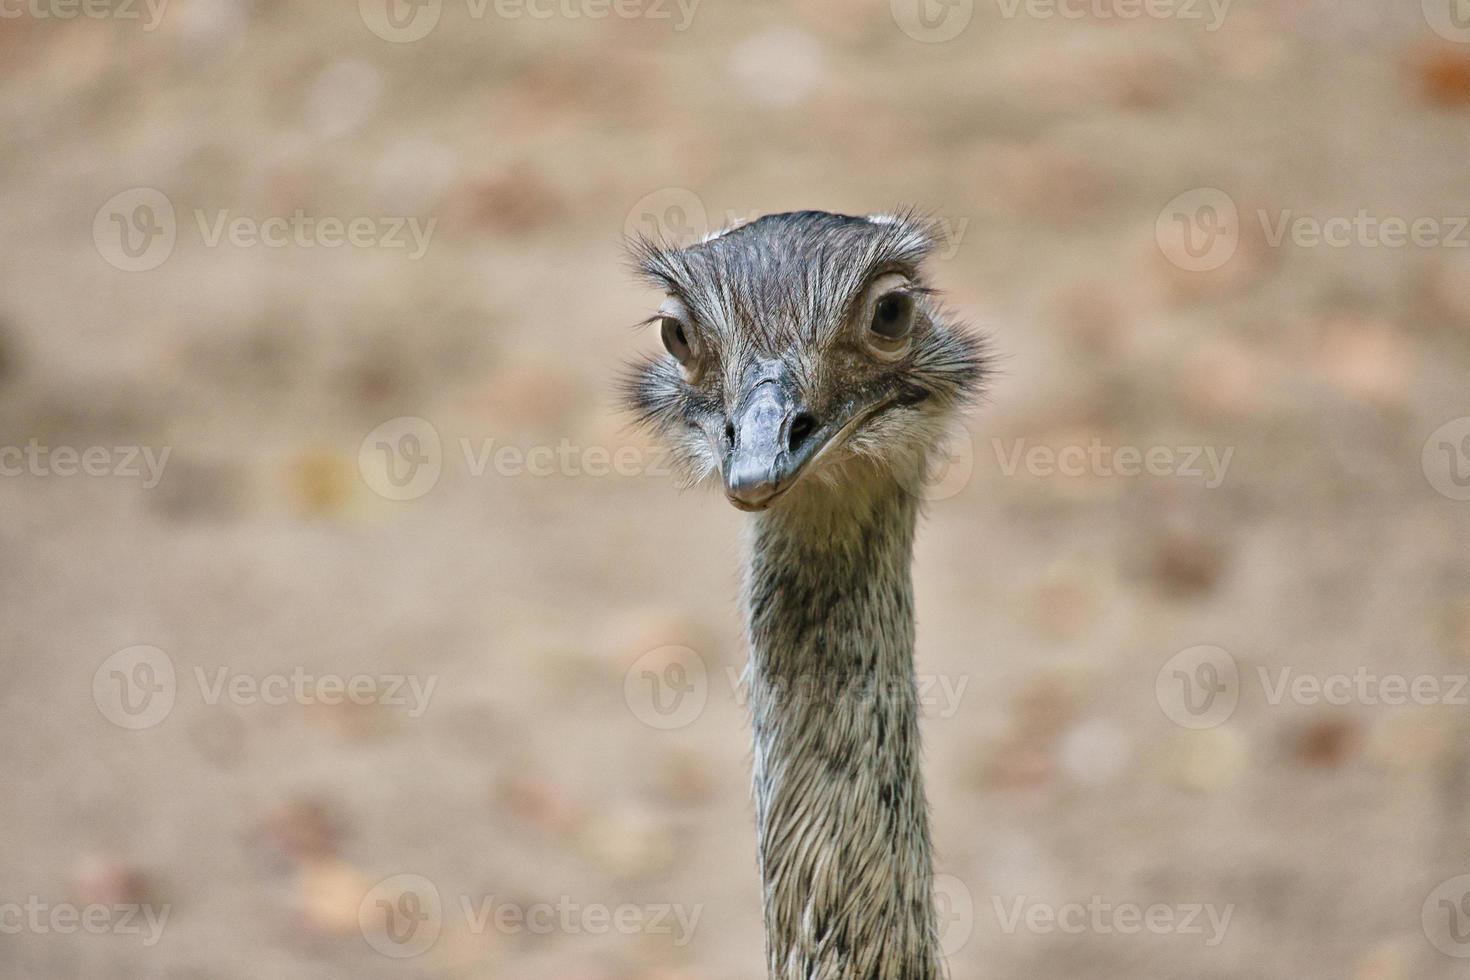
(723, 363, 819, 511)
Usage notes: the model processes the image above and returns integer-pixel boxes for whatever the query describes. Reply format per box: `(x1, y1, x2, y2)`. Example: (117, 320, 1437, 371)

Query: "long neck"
(744, 477, 940, 980)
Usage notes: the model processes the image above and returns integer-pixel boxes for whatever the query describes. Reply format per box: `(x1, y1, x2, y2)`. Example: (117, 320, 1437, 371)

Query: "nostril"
(724, 421, 736, 449)
(788, 412, 817, 453)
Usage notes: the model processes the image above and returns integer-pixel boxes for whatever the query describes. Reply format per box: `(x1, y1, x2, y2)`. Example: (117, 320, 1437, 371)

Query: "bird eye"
(660, 315, 693, 365)
(871, 292, 915, 342)
(655, 298, 702, 381)
(858, 273, 919, 358)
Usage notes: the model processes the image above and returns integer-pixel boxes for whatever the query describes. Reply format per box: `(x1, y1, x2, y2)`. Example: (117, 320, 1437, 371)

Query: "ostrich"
(624, 210, 987, 979)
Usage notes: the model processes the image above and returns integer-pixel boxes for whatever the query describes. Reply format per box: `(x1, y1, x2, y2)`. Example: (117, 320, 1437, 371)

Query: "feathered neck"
(742, 473, 941, 980)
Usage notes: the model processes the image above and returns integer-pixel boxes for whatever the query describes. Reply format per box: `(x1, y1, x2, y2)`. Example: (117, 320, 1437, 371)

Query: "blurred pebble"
(1444, 597, 1470, 660)
(177, 0, 250, 61)
(1098, 48, 1190, 110)
(968, 142, 1110, 222)
(71, 856, 148, 906)
(982, 738, 1054, 791)
(302, 698, 395, 741)
(428, 923, 503, 976)
(1422, 251, 1470, 327)
(1293, 716, 1361, 768)
(1150, 217, 1269, 303)
(1366, 712, 1452, 772)
(577, 805, 677, 879)
(259, 798, 340, 864)
(1013, 669, 1086, 740)
(1353, 942, 1406, 980)
(660, 748, 714, 805)
(297, 858, 372, 936)
(1413, 45, 1470, 108)
(728, 30, 825, 108)
(149, 457, 248, 522)
(1163, 728, 1247, 793)
(790, 0, 889, 39)
(1050, 280, 1133, 358)
(1311, 315, 1416, 407)
(449, 166, 562, 235)
(374, 138, 459, 214)
(499, 775, 583, 836)
(981, 670, 1088, 791)
(451, 359, 578, 433)
(304, 61, 383, 140)
(1030, 567, 1099, 641)
(1150, 528, 1226, 599)
(288, 451, 355, 518)
(0, 314, 16, 384)
(600, 606, 713, 672)
(1202, 11, 1291, 81)
(1175, 336, 1271, 421)
(1058, 718, 1131, 787)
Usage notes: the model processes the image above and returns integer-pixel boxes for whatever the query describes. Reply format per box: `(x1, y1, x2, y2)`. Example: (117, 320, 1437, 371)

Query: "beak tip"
(724, 477, 782, 511)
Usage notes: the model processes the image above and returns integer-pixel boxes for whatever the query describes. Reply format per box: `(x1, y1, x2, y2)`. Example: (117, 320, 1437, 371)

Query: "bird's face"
(624, 211, 987, 512)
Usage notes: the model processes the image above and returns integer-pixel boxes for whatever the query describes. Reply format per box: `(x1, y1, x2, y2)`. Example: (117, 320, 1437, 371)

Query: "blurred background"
(4, 0, 1470, 976)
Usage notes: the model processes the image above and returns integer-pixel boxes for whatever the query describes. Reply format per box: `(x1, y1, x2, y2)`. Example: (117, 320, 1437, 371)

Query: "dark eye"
(870, 291, 915, 342)
(661, 315, 693, 365)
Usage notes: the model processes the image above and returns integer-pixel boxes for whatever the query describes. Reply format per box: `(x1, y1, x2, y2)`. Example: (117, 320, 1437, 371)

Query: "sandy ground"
(3, 0, 1470, 976)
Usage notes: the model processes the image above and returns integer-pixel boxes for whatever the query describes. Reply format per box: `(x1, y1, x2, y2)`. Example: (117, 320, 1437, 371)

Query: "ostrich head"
(624, 210, 987, 512)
